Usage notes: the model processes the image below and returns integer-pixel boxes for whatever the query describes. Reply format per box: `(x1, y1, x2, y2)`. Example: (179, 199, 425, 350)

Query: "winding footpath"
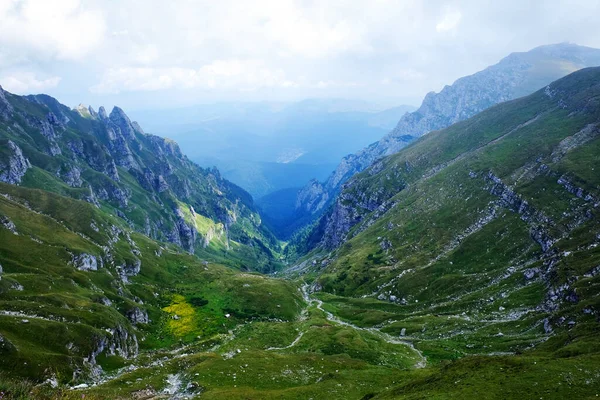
(300, 284, 427, 368)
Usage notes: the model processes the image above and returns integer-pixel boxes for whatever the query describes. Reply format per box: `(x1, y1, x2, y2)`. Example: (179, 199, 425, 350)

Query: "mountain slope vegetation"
(287, 67, 600, 380)
(0, 87, 427, 399)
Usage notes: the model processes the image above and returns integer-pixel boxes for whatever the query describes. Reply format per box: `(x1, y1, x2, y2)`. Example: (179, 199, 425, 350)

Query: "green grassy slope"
(0, 184, 433, 399)
(0, 183, 350, 398)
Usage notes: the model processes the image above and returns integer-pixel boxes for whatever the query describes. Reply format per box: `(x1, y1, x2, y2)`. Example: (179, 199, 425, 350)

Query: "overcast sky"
(1, 0, 599, 110)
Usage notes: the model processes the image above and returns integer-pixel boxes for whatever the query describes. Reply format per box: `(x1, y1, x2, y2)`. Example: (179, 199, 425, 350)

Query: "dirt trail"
(301, 284, 427, 368)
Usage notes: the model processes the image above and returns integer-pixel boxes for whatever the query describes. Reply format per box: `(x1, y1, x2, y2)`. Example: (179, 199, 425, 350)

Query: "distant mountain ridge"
(131, 100, 415, 199)
(292, 43, 600, 222)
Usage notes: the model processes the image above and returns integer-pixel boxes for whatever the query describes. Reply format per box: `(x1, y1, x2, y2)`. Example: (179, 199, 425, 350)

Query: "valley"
(1, 49, 600, 399)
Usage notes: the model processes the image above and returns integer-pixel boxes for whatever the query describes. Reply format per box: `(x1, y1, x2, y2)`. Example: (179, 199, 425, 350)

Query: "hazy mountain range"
(130, 100, 416, 198)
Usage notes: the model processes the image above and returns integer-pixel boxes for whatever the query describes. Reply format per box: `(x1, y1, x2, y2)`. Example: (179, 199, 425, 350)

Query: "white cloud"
(134, 45, 160, 65)
(0, 0, 106, 63)
(0, 72, 61, 93)
(436, 10, 462, 33)
(1, 0, 600, 107)
(90, 60, 297, 94)
(258, 2, 369, 58)
(314, 80, 362, 89)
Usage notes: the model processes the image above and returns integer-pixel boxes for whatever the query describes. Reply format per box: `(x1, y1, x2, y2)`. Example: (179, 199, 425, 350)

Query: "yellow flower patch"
(162, 294, 196, 337)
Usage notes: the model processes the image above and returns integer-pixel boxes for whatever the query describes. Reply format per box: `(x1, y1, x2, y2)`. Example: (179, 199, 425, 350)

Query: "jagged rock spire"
(109, 106, 137, 140)
(88, 105, 98, 118)
(98, 106, 108, 121)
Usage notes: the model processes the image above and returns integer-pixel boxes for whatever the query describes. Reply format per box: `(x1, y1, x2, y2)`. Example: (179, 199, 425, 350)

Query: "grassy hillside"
(279, 67, 600, 397)
(0, 183, 433, 399)
(0, 183, 301, 378)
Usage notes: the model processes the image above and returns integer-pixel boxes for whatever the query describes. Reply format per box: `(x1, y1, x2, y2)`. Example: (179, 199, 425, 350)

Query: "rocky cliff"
(0, 89, 281, 272)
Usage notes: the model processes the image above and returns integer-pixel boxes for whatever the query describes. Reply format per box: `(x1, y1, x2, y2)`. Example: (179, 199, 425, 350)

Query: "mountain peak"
(98, 106, 108, 120)
(75, 103, 93, 119)
(109, 106, 137, 140)
(109, 106, 130, 122)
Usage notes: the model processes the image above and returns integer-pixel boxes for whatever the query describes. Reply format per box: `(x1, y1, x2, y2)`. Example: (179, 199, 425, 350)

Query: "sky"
(1, 0, 600, 111)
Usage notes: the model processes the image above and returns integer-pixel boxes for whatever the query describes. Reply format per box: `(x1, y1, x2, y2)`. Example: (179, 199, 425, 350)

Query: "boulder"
(72, 253, 102, 271)
(127, 307, 149, 324)
(1, 216, 18, 235)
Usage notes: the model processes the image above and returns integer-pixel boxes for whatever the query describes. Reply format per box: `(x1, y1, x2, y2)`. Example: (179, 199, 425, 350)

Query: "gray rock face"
(320, 173, 402, 249)
(171, 209, 197, 253)
(75, 104, 90, 117)
(96, 296, 112, 306)
(88, 106, 98, 118)
(486, 172, 556, 252)
(1, 216, 17, 235)
(87, 325, 139, 380)
(93, 107, 143, 170)
(123, 258, 141, 276)
(107, 159, 120, 182)
(40, 112, 64, 156)
(117, 258, 142, 283)
(126, 307, 149, 324)
(112, 187, 130, 208)
(46, 111, 64, 127)
(131, 121, 145, 135)
(321, 194, 358, 250)
(62, 166, 83, 187)
(109, 106, 139, 141)
(543, 318, 553, 334)
(0, 140, 31, 184)
(156, 175, 169, 192)
(295, 179, 328, 214)
(524, 268, 538, 280)
(146, 134, 183, 159)
(72, 253, 102, 271)
(106, 325, 139, 358)
(98, 106, 109, 121)
(108, 132, 138, 170)
(294, 43, 600, 218)
(40, 125, 61, 156)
